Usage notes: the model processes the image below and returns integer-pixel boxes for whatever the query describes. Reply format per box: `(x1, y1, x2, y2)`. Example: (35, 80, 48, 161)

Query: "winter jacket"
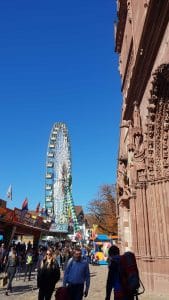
(37, 259, 60, 291)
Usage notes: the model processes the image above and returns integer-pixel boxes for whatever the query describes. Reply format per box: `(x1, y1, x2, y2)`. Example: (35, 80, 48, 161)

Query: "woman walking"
(37, 248, 60, 300)
(5, 249, 18, 296)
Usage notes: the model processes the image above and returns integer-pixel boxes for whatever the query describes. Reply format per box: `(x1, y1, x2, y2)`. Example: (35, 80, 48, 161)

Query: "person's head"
(73, 247, 82, 261)
(108, 245, 120, 257)
(46, 248, 53, 260)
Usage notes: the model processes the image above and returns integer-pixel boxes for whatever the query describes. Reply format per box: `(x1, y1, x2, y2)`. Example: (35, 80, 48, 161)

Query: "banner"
(13, 208, 51, 231)
(13, 208, 37, 227)
(50, 222, 68, 233)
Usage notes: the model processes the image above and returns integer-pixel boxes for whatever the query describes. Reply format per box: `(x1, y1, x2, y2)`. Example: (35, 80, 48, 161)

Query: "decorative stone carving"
(145, 64, 169, 180)
(127, 1, 132, 23)
(127, 120, 135, 151)
(131, 104, 147, 184)
(118, 104, 147, 205)
(117, 156, 131, 207)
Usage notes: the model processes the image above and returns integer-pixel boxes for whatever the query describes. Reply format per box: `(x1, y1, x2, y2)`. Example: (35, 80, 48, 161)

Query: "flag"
(21, 197, 28, 211)
(36, 202, 40, 213)
(7, 185, 12, 200)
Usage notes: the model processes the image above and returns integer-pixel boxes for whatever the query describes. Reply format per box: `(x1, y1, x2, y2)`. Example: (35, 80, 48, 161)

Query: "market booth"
(93, 234, 112, 265)
(0, 199, 51, 248)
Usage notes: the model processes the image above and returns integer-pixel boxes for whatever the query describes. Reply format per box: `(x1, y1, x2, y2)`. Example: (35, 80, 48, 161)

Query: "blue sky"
(0, 0, 122, 212)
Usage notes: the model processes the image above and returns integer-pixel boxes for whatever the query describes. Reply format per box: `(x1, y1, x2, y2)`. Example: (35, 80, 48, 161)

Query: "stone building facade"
(115, 0, 169, 295)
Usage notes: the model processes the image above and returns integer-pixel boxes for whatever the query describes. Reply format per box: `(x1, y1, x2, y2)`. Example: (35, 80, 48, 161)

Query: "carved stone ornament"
(117, 155, 131, 207)
(117, 103, 150, 204)
(128, 103, 147, 185)
(146, 64, 169, 181)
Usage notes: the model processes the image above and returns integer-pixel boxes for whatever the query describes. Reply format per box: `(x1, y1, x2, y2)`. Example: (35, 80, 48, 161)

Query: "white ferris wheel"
(45, 122, 79, 233)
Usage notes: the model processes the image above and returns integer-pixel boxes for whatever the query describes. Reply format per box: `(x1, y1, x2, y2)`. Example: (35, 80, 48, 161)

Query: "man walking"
(105, 245, 140, 300)
(63, 247, 90, 300)
(24, 248, 33, 281)
(105, 245, 123, 300)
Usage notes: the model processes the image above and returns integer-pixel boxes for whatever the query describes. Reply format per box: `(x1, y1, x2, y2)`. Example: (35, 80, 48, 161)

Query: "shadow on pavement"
(90, 272, 97, 277)
(8, 284, 35, 296)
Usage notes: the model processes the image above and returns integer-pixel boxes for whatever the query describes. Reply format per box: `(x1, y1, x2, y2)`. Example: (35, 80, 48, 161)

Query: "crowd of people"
(0, 240, 91, 299)
(0, 241, 142, 300)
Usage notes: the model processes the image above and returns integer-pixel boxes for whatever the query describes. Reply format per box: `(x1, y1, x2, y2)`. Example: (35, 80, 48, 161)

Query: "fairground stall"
(93, 234, 112, 265)
(0, 199, 51, 248)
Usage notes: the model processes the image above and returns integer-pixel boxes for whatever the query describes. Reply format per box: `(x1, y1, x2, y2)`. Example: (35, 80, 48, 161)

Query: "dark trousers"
(0, 261, 5, 273)
(69, 283, 84, 300)
(7, 267, 16, 291)
(24, 263, 33, 280)
(15, 263, 23, 280)
(114, 291, 135, 300)
(38, 288, 54, 300)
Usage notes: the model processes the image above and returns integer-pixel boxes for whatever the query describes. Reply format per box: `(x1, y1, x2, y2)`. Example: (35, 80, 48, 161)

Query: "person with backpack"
(120, 251, 141, 300)
(105, 245, 126, 300)
(105, 246, 141, 300)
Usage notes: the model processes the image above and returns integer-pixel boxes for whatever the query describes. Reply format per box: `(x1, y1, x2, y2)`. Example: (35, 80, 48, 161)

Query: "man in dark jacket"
(105, 245, 125, 300)
(105, 245, 135, 300)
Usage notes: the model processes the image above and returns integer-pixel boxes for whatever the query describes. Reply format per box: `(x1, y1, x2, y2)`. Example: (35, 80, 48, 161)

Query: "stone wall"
(115, 0, 169, 295)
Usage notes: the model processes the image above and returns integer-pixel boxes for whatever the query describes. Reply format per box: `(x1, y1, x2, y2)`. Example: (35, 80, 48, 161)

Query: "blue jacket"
(63, 258, 90, 291)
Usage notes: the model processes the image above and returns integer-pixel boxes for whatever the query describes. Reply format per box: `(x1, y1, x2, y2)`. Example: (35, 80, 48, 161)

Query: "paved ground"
(0, 265, 168, 299)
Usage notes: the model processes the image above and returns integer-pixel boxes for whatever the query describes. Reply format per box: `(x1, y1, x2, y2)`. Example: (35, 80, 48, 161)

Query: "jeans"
(24, 263, 33, 280)
(7, 267, 16, 291)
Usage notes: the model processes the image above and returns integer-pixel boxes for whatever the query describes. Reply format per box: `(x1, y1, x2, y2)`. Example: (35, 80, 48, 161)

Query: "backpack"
(120, 251, 140, 296)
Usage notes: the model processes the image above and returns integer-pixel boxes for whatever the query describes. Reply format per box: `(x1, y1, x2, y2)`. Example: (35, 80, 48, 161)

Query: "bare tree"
(87, 184, 117, 235)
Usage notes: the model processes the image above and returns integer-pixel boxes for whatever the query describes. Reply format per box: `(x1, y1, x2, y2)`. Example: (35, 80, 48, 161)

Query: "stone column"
(146, 183, 157, 257)
(130, 195, 139, 254)
(138, 184, 147, 256)
(156, 181, 166, 257)
(161, 180, 169, 256)
(123, 206, 131, 251)
(135, 187, 143, 256)
(142, 183, 151, 257)
(153, 183, 162, 256)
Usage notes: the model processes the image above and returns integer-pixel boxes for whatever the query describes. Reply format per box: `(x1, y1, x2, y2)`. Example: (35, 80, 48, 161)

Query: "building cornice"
(115, 0, 127, 53)
(123, 0, 169, 120)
